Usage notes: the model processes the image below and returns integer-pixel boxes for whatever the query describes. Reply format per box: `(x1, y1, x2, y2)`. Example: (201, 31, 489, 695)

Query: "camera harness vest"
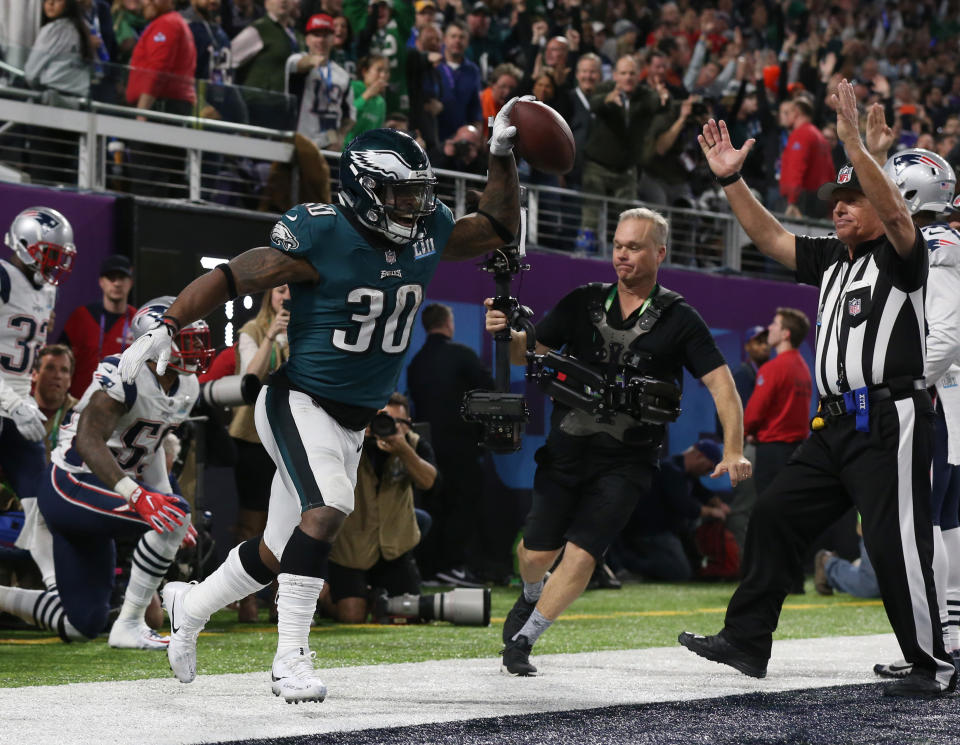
(556, 283, 684, 442)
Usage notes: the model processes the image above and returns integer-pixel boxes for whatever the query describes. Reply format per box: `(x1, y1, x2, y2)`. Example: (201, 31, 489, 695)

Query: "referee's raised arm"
(697, 118, 797, 270)
(831, 79, 917, 258)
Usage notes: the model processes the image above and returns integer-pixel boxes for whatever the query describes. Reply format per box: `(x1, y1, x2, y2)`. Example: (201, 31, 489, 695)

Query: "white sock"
(275, 572, 323, 656)
(933, 525, 950, 650)
(183, 543, 269, 621)
(943, 526, 960, 651)
(16, 498, 57, 590)
(118, 528, 183, 623)
(0, 586, 83, 640)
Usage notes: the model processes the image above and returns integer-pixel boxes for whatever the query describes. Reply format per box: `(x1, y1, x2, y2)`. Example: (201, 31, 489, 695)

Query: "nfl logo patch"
(848, 297, 861, 316)
(837, 165, 853, 184)
(954, 194, 960, 209)
(385, 250, 397, 264)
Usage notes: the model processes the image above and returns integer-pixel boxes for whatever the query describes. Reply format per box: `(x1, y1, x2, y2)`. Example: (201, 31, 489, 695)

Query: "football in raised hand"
(511, 99, 576, 176)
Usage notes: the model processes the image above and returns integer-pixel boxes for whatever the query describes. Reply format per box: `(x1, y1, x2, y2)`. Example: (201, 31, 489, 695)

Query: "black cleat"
(678, 631, 767, 679)
(882, 671, 956, 698)
(501, 635, 537, 676)
(502, 592, 537, 645)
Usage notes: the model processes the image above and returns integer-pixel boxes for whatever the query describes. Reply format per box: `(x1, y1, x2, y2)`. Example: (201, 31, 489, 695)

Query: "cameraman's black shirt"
(535, 282, 725, 454)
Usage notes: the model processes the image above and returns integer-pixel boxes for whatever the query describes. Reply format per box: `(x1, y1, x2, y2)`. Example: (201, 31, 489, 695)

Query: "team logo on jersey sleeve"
(271, 221, 300, 251)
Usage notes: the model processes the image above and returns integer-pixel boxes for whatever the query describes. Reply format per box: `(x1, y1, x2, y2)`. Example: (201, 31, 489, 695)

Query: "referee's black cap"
(817, 163, 864, 201)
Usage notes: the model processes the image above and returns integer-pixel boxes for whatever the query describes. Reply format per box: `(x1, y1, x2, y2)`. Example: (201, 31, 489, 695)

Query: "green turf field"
(0, 580, 889, 688)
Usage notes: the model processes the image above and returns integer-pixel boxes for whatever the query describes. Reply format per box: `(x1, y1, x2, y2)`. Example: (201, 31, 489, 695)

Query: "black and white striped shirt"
(795, 228, 927, 398)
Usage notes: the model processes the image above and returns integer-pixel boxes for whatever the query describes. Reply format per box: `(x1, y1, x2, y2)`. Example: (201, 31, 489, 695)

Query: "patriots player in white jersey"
(118, 99, 528, 703)
(0, 297, 208, 647)
(1, 206, 75, 591)
(866, 121, 960, 675)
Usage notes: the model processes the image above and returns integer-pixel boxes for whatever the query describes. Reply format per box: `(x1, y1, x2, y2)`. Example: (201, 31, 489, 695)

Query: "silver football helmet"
(132, 296, 215, 374)
(4, 206, 77, 285)
(882, 149, 957, 215)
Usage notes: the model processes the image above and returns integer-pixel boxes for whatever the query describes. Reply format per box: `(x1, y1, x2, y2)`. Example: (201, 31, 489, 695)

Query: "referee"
(678, 79, 956, 698)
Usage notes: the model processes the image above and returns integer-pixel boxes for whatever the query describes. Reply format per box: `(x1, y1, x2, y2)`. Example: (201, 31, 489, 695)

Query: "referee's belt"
(819, 379, 927, 417)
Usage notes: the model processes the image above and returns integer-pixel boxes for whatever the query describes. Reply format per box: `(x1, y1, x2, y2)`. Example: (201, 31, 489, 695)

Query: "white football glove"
(488, 94, 536, 157)
(119, 322, 174, 383)
(10, 399, 47, 442)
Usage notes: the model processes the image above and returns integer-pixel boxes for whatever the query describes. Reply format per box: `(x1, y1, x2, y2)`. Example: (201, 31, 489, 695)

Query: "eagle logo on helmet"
(339, 129, 439, 245)
(349, 150, 434, 182)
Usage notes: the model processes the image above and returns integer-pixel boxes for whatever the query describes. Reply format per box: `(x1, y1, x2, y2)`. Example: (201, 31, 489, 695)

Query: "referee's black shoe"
(882, 670, 957, 698)
(678, 631, 767, 679)
(501, 635, 537, 676)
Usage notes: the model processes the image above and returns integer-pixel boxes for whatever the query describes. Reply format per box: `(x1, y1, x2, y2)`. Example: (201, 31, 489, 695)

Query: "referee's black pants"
(722, 391, 955, 687)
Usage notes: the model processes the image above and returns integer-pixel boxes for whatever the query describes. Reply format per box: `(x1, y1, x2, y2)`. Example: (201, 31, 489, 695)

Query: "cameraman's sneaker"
(503, 593, 537, 645)
(502, 574, 549, 644)
(108, 619, 169, 650)
(271, 647, 327, 704)
(873, 658, 912, 678)
(162, 581, 207, 683)
(501, 635, 537, 676)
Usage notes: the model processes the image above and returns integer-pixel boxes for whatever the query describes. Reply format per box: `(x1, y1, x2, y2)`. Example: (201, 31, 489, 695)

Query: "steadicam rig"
(526, 351, 683, 427)
(460, 207, 534, 453)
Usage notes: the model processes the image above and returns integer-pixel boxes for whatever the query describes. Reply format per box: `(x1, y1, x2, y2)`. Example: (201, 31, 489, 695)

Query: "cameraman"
(429, 124, 487, 175)
(485, 207, 751, 676)
(326, 392, 438, 623)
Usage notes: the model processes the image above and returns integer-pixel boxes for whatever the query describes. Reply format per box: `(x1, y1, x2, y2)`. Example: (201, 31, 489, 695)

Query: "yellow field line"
(0, 599, 885, 645)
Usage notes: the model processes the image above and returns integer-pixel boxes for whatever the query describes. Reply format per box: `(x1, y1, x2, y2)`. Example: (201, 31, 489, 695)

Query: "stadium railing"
(0, 53, 833, 279)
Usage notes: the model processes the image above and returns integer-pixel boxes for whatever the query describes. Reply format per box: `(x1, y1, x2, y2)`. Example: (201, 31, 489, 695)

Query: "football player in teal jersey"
(118, 97, 530, 703)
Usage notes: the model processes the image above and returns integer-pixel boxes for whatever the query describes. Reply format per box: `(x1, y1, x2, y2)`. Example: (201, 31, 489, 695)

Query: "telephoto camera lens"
(378, 588, 491, 626)
(199, 373, 262, 408)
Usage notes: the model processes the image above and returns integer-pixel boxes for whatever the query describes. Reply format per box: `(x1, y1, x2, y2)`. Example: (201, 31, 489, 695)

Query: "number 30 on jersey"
(333, 284, 423, 354)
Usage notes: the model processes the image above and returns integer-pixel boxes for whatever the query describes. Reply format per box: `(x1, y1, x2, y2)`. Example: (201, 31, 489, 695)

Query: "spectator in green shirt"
(345, 54, 389, 146)
(111, 0, 146, 64)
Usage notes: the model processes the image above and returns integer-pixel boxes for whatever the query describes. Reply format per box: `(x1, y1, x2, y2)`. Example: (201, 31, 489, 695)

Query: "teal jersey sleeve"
(268, 202, 340, 274)
(427, 200, 456, 255)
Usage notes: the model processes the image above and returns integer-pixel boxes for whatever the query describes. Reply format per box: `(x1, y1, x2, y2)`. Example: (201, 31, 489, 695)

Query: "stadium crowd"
(5, 1, 960, 236)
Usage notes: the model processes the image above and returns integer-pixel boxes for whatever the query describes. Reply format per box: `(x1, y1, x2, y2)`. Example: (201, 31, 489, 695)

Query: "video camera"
(374, 587, 491, 626)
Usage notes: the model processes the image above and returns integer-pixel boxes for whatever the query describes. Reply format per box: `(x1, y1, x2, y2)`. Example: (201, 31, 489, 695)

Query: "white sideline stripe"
(0, 634, 902, 745)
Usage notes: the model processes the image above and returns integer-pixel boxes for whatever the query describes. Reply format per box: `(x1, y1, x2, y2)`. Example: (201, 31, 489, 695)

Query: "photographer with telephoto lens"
(325, 392, 438, 623)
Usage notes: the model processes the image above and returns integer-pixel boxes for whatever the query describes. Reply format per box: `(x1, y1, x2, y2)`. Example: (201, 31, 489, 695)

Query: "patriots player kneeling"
(0, 297, 209, 647)
(118, 100, 528, 703)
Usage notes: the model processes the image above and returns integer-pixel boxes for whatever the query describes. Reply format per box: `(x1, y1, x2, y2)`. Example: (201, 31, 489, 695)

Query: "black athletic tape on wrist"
(216, 262, 239, 301)
(716, 171, 742, 187)
(160, 314, 181, 334)
(476, 208, 516, 245)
